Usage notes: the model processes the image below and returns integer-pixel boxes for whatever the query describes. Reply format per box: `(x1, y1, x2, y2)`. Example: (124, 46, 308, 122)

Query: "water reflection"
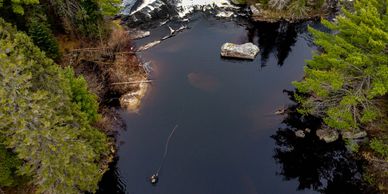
(246, 21, 320, 67)
(96, 158, 126, 194)
(272, 92, 376, 194)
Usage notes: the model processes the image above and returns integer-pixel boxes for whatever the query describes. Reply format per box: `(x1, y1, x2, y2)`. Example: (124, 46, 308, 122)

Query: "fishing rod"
(149, 124, 179, 185)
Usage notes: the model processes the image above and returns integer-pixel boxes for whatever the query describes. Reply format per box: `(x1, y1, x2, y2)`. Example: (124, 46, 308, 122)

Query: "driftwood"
(111, 80, 153, 85)
(137, 25, 188, 52)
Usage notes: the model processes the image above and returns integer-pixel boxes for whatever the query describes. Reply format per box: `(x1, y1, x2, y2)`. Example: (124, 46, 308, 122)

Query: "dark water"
(98, 14, 371, 194)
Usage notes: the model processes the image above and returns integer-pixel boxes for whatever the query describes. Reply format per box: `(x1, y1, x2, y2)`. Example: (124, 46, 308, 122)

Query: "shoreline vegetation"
(0, 0, 387, 193)
(231, 0, 337, 22)
(0, 0, 147, 193)
(292, 0, 388, 192)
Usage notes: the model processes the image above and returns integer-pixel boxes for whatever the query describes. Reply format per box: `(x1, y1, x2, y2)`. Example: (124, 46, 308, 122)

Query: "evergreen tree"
(293, 0, 388, 131)
(0, 0, 39, 15)
(0, 18, 108, 193)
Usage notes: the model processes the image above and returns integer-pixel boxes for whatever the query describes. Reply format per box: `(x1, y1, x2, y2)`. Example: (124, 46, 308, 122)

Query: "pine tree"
(0, 0, 39, 15)
(293, 0, 388, 131)
(0, 19, 108, 193)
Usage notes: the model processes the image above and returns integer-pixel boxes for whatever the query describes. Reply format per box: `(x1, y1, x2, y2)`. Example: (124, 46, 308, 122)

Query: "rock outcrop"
(342, 131, 367, 139)
(316, 129, 339, 143)
(220, 42, 260, 60)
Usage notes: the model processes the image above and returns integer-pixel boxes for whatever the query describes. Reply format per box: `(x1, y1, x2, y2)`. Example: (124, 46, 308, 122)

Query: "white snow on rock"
(130, 0, 157, 15)
(176, 0, 236, 17)
(127, 0, 237, 18)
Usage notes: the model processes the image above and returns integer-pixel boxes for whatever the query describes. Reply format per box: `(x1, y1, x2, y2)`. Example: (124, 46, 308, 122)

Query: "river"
(97, 12, 371, 194)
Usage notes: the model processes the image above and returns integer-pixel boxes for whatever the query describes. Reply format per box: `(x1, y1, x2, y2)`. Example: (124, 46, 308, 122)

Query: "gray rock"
(220, 43, 260, 60)
(129, 30, 150, 40)
(316, 129, 339, 143)
(295, 130, 305, 138)
(250, 5, 261, 16)
(342, 131, 367, 139)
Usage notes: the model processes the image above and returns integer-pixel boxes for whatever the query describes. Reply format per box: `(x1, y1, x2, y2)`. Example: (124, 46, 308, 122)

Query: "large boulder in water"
(220, 43, 260, 60)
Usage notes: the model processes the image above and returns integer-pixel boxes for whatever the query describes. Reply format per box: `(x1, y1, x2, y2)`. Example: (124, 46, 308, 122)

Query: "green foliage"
(77, 0, 107, 39)
(46, 0, 109, 39)
(27, 14, 60, 60)
(253, 0, 326, 11)
(98, 0, 122, 16)
(0, 19, 108, 193)
(0, 142, 23, 187)
(370, 138, 388, 159)
(0, 0, 39, 15)
(64, 67, 100, 123)
(345, 139, 360, 152)
(293, 0, 388, 130)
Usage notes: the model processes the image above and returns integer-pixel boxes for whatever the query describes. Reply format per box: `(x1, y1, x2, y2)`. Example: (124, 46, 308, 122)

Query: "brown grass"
(60, 21, 146, 132)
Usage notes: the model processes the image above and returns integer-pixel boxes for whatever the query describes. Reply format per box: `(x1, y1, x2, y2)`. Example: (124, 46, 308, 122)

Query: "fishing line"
(149, 124, 179, 184)
(156, 124, 179, 175)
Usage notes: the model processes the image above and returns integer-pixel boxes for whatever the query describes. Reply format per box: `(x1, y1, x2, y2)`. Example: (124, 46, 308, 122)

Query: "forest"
(0, 0, 387, 193)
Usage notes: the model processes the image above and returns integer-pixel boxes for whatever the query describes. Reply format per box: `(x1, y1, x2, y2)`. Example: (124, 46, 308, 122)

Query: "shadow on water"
(245, 20, 324, 67)
(272, 92, 377, 194)
(96, 158, 126, 194)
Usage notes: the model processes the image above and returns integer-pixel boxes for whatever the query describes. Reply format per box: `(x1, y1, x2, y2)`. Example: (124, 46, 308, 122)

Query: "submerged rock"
(220, 42, 260, 60)
(316, 129, 339, 143)
(342, 131, 367, 139)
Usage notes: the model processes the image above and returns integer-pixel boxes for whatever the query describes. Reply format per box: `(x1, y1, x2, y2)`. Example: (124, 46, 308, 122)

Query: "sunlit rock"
(316, 129, 339, 143)
(119, 82, 149, 112)
(220, 42, 260, 60)
(342, 131, 367, 139)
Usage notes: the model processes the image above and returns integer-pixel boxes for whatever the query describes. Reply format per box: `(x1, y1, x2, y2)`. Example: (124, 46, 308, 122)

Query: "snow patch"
(131, 0, 157, 15)
(177, 0, 236, 17)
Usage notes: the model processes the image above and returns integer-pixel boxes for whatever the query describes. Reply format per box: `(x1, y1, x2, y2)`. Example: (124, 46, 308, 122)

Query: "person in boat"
(149, 174, 158, 184)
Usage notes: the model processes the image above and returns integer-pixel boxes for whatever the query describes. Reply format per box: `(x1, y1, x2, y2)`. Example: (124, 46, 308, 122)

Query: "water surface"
(98, 14, 369, 194)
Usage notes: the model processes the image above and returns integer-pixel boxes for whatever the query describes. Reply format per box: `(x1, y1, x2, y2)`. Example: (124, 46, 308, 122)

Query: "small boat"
(149, 174, 159, 185)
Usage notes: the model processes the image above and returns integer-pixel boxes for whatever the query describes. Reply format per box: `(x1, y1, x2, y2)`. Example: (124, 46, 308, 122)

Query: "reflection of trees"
(272, 93, 376, 193)
(96, 158, 126, 194)
(246, 21, 322, 67)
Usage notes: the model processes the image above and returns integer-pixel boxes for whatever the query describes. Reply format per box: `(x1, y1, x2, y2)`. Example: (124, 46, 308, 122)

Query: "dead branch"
(111, 80, 153, 85)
